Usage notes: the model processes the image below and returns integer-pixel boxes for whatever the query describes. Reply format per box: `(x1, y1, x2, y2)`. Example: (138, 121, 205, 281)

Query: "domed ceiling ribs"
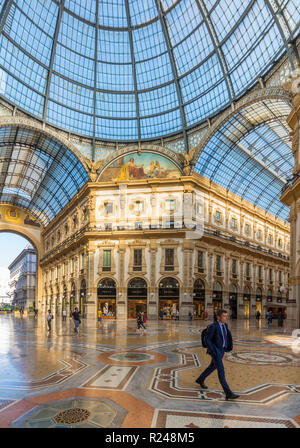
(43, 0, 65, 123)
(155, 0, 188, 151)
(195, 0, 234, 103)
(125, 0, 141, 142)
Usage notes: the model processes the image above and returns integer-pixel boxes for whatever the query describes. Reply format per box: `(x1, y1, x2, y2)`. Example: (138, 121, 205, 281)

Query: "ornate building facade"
(40, 152, 290, 321)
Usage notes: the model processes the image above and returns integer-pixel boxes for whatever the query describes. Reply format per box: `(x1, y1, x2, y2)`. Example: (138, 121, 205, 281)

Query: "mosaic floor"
(0, 315, 299, 428)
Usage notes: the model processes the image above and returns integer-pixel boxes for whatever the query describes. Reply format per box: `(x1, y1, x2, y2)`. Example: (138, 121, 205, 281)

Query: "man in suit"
(196, 309, 239, 400)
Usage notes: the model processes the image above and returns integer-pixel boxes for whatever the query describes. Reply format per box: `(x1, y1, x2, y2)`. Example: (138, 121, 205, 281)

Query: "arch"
(97, 277, 117, 289)
(0, 122, 89, 226)
(213, 281, 223, 292)
(194, 278, 205, 289)
(229, 284, 237, 294)
(97, 277, 117, 319)
(156, 275, 182, 288)
(191, 87, 291, 164)
(126, 275, 149, 288)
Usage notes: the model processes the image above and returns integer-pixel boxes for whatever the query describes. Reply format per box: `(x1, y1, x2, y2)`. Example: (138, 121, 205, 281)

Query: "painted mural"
(1, 206, 40, 227)
(99, 152, 180, 182)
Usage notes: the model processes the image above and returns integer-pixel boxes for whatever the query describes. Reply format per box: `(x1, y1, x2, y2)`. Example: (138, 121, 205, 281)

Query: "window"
(63, 262, 66, 276)
(246, 263, 250, 279)
(232, 218, 236, 228)
(232, 259, 237, 275)
(278, 238, 282, 247)
(166, 216, 174, 228)
(258, 266, 263, 281)
(269, 268, 273, 283)
(104, 202, 113, 214)
(245, 224, 250, 234)
(198, 251, 204, 268)
(81, 253, 85, 270)
(165, 248, 174, 271)
(257, 229, 262, 239)
(134, 201, 144, 213)
(103, 250, 111, 271)
(197, 203, 203, 215)
(279, 271, 282, 283)
(104, 223, 112, 231)
(268, 234, 273, 243)
(135, 222, 143, 230)
(216, 211, 221, 222)
(133, 249, 142, 271)
(216, 255, 222, 273)
(166, 199, 175, 211)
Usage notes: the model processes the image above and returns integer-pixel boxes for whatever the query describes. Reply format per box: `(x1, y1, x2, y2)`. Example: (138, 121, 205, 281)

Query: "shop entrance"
(159, 277, 179, 319)
(193, 279, 205, 319)
(98, 278, 116, 318)
(127, 278, 147, 319)
(80, 280, 86, 317)
(243, 286, 251, 319)
(212, 281, 222, 313)
(229, 284, 237, 319)
(70, 283, 75, 313)
(256, 287, 262, 314)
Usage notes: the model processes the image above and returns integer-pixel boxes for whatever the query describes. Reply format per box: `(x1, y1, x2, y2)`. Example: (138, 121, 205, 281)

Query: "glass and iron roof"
(194, 99, 292, 220)
(0, 0, 299, 141)
(0, 126, 88, 226)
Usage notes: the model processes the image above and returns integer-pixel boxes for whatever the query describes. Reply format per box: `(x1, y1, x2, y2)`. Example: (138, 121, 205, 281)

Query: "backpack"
(201, 323, 216, 348)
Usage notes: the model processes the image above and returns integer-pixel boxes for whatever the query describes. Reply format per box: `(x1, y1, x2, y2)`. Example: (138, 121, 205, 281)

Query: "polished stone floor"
(0, 314, 299, 428)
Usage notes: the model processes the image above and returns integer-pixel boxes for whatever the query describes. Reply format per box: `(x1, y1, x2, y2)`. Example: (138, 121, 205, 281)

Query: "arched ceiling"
(0, 126, 89, 226)
(0, 0, 298, 141)
(194, 98, 292, 220)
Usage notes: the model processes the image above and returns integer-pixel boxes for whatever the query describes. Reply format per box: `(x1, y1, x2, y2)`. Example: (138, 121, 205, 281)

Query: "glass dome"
(0, 0, 298, 141)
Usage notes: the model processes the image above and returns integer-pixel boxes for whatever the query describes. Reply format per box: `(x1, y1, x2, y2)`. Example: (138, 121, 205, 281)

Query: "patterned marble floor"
(0, 314, 299, 428)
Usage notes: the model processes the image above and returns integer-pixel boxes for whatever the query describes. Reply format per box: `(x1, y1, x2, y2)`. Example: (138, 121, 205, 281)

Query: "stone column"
(281, 71, 300, 326)
(86, 248, 96, 320)
(206, 252, 214, 318)
(117, 241, 127, 320)
(148, 241, 158, 320)
(180, 240, 194, 320)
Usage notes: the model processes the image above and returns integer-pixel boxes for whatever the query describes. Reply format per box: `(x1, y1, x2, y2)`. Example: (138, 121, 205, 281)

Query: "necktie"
(221, 324, 227, 348)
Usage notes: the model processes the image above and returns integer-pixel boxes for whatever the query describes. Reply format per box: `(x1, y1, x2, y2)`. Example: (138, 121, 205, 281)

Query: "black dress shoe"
(225, 392, 240, 400)
(195, 379, 208, 389)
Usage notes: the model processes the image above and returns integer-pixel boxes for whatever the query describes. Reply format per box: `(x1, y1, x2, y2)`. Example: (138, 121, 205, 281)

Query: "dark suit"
(197, 321, 233, 394)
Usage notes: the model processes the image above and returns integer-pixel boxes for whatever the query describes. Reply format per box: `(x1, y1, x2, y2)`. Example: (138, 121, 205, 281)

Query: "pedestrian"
(72, 307, 81, 334)
(213, 311, 217, 322)
(255, 310, 260, 326)
(62, 309, 67, 321)
(47, 309, 53, 331)
(136, 312, 146, 333)
(195, 309, 239, 401)
(34, 308, 38, 318)
(266, 310, 270, 327)
(277, 310, 284, 328)
(97, 308, 102, 327)
(204, 311, 208, 321)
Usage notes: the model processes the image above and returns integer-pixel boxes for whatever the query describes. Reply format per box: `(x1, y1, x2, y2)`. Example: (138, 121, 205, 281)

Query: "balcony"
(246, 276, 251, 281)
(133, 266, 142, 271)
(165, 266, 174, 271)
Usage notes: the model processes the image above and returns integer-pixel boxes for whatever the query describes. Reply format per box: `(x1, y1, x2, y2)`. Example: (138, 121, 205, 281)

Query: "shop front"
(256, 287, 262, 314)
(243, 286, 250, 318)
(70, 283, 76, 313)
(159, 277, 179, 319)
(212, 282, 222, 312)
(62, 285, 67, 311)
(80, 280, 86, 317)
(193, 279, 205, 319)
(127, 278, 147, 319)
(97, 278, 116, 319)
(229, 284, 237, 319)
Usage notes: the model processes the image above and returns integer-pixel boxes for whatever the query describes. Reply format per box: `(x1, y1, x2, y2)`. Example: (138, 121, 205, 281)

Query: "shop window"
(135, 222, 143, 230)
(278, 238, 282, 248)
(246, 262, 250, 280)
(269, 268, 273, 283)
